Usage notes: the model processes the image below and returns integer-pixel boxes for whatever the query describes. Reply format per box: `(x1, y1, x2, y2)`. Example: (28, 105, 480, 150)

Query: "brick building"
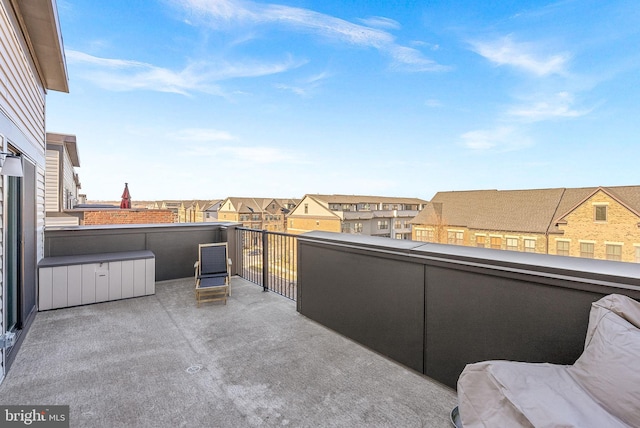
(411, 186, 640, 263)
(82, 209, 174, 225)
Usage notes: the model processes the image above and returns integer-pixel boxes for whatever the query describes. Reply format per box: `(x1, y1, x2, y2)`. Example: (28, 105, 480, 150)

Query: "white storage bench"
(38, 250, 155, 311)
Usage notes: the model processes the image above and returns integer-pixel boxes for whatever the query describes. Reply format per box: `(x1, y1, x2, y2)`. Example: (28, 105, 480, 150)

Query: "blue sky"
(47, 0, 640, 201)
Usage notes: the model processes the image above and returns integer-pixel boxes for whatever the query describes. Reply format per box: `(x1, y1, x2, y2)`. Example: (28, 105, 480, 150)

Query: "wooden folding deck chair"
(194, 243, 231, 306)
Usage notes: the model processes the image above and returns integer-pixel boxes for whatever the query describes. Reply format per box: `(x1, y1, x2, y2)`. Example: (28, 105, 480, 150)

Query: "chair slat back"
(200, 244, 228, 275)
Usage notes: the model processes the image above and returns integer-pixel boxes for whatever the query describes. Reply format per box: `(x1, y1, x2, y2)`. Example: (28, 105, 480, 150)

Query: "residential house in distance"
(178, 200, 221, 223)
(44, 133, 82, 226)
(203, 200, 223, 222)
(218, 197, 293, 231)
(411, 186, 640, 263)
(287, 194, 428, 238)
(154, 200, 183, 222)
(1, 0, 69, 377)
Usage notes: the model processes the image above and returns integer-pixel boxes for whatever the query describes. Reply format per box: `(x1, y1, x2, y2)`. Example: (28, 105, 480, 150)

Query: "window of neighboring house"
(506, 238, 518, 251)
(416, 229, 433, 242)
(635, 246, 640, 263)
(556, 240, 570, 256)
(476, 235, 486, 248)
(427, 229, 435, 242)
(490, 237, 502, 249)
(290, 220, 294, 227)
(580, 242, 595, 258)
(395, 233, 402, 239)
(394, 220, 402, 229)
(252, 214, 260, 221)
(378, 220, 389, 230)
(606, 244, 622, 261)
(448, 231, 463, 245)
(354, 222, 363, 233)
(594, 205, 607, 222)
(304, 204, 308, 214)
(524, 239, 536, 253)
(341, 223, 351, 233)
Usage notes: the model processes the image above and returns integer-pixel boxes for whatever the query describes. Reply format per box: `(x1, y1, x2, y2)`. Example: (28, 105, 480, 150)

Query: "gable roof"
(412, 186, 640, 234)
(555, 186, 640, 223)
(219, 197, 275, 214)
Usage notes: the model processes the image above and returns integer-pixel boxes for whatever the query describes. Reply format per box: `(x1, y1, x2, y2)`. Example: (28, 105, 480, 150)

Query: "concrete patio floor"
(0, 277, 457, 427)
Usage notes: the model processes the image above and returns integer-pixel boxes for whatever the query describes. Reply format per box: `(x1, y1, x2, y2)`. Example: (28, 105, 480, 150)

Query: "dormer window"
(594, 205, 607, 222)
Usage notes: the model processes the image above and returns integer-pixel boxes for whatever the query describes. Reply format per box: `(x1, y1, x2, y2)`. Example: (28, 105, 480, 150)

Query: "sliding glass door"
(5, 174, 22, 334)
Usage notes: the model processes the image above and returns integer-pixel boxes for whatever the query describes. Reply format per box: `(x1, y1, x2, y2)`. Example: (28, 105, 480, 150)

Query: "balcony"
(0, 276, 456, 427)
(3, 222, 640, 426)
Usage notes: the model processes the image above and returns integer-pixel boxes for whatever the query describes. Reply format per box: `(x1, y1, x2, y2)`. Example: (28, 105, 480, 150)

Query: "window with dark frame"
(594, 205, 607, 222)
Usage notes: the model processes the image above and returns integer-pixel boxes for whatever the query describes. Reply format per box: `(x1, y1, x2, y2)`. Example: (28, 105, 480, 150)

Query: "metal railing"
(236, 227, 298, 300)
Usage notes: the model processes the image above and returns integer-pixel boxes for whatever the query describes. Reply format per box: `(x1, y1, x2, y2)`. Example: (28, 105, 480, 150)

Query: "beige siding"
(45, 149, 59, 211)
(0, 3, 46, 151)
(62, 149, 76, 208)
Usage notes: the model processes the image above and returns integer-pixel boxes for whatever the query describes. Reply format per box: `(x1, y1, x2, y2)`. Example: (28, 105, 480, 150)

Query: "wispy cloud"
(184, 144, 298, 164)
(357, 16, 401, 30)
(508, 91, 592, 121)
(274, 71, 331, 96)
(173, 0, 447, 72)
(172, 125, 300, 164)
(425, 99, 442, 108)
(66, 49, 303, 95)
(470, 36, 570, 76)
(171, 128, 236, 141)
(460, 127, 532, 152)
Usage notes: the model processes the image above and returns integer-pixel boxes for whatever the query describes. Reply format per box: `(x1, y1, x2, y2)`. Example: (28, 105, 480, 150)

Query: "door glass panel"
(6, 175, 21, 331)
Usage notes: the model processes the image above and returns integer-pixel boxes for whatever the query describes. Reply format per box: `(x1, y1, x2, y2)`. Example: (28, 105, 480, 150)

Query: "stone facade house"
(411, 186, 640, 263)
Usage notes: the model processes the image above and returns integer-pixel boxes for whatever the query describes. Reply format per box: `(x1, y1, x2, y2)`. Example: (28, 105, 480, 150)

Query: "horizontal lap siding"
(0, 3, 46, 152)
(45, 150, 59, 211)
(1, 0, 49, 381)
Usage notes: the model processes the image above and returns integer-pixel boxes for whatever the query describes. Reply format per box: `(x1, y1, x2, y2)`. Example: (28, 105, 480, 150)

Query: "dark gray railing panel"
(424, 264, 602, 389)
(297, 231, 640, 389)
(44, 223, 237, 281)
(298, 241, 425, 372)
